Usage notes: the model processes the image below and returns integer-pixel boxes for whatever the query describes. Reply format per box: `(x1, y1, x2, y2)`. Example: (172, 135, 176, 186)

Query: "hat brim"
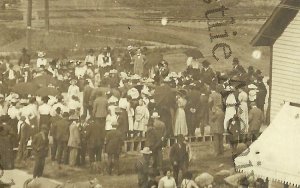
(140, 151, 152, 154)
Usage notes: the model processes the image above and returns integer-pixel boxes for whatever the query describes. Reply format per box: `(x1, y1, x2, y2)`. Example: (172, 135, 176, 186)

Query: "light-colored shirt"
(36, 58, 47, 68)
(97, 54, 112, 67)
(85, 55, 96, 65)
(38, 103, 51, 115)
(68, 85, 80, 99)
(7, 106, 20, 120)
(158, 176, 176, 188)
(75, 66, 87, 79)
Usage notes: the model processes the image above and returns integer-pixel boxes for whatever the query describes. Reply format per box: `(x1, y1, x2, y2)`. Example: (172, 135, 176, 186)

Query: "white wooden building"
(252, 0, 300, 120)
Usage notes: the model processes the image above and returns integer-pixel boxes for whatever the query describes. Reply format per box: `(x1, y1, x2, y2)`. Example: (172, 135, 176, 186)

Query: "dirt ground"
(14, 142, 237, 188)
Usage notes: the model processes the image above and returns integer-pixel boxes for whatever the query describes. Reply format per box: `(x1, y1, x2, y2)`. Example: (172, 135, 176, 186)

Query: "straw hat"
(38, 51, 46, 58)
(140, 147, 152, 155)
(151, 112, 160, 119)
(109, 69, 118, 74)
(127, 46, 133, 51)
(127, 88, 139, 99)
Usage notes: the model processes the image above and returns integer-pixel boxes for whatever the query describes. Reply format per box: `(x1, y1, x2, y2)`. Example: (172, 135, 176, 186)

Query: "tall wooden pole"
(26, 0, 32, 51)
(45, 0, 49, 33)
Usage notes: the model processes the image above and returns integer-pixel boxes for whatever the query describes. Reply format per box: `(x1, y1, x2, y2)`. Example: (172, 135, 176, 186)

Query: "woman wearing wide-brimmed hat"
(174, 89, 188, 137)
(67, 79, 80, 101)
(223, 86, 237, 130)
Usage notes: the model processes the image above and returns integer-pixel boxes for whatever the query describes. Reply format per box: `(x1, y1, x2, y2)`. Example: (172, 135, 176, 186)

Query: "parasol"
(10, 82, 38, 95)
(184, 48, 204, 59)
(32, 74, 59, 87)
(35, 87, 59, 97)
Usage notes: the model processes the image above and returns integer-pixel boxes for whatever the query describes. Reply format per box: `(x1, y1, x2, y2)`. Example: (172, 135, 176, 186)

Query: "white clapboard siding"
(271, 11, 300, 120)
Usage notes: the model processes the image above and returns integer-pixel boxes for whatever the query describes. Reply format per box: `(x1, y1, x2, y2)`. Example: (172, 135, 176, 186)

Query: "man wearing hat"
(135, 147, 152, 188)
(255, 75, 267, 114)
(210, 105, 225, 156)
(145, 112, 166, 173)
(248, 102, 264, 144)
(201, 60, 215, 86)
(16, 115, 31, 162)
(55, 112, 70, 165)
(124, 45, 135, 73)
(36, 52, 47, 68)
(231, 57, 246, 77)
(18, 48, 30, 67)
(97, 47, 112, 78)
(133, 48, 146, 77)
(32, 124, 49, 178)
(169, 134, 188, 184)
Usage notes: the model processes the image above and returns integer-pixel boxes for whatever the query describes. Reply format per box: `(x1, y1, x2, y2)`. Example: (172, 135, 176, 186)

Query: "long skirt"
(174, 108, 188, 136)
(238, 102, 248, 132)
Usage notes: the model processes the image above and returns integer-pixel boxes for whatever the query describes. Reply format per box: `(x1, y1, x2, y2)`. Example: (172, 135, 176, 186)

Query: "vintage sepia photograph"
(0, 0, 299, 187)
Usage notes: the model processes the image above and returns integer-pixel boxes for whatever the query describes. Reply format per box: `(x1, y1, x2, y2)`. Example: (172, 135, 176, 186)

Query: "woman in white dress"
(224, 87, 237, 130)
(134, 99, 150, 137)
(238, 87, 248, 132)
(174, 91, 188, 137)
(67, 79, 80, 101)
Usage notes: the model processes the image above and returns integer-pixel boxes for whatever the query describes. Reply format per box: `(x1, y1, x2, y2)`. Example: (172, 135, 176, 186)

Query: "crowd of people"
(0, 46, 268, 187)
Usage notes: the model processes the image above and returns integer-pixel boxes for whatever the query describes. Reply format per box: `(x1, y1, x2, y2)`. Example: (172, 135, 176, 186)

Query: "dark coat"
(54, 118, 70, 142)
(32, 131, 49, 158)
(18, 122, 31, 142)
(169, 142, 188, 166)
(117, 109, 129, 136)
(227, 117, 241, 141)
(256, 82, 267, 109)
(85, 121, 102, 148)
(186, 89, 201, 111)
(210, 108, 225, 134)
(248, 107, 264, 132)
(93, 96, 108, 118)
(83, 85, 93, 106)
(105, 129, 123, 155)
(201, 67, 215, 85)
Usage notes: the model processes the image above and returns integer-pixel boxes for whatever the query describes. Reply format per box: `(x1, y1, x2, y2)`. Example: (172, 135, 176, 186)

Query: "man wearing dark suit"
(105, 120, 123, 175)
(201, 60, 215, 86)
(55, 112, 70, 165)
(92, 92, 108, 154)
(82, 81, 93, 120)
(256, 76, 267, 114)
(210, 106, 225, 156)
(85, 118, 102, 163)
(231, 58, 246, 77)
(145, 112, 166, 173)
(32, 124, 49, 178)
(248, 102, 264, 143)
(186, 84, 201, 136)
(49, 108, 62, 162)
(169, 134, 188, 184)
(16, 116, 31, 162)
